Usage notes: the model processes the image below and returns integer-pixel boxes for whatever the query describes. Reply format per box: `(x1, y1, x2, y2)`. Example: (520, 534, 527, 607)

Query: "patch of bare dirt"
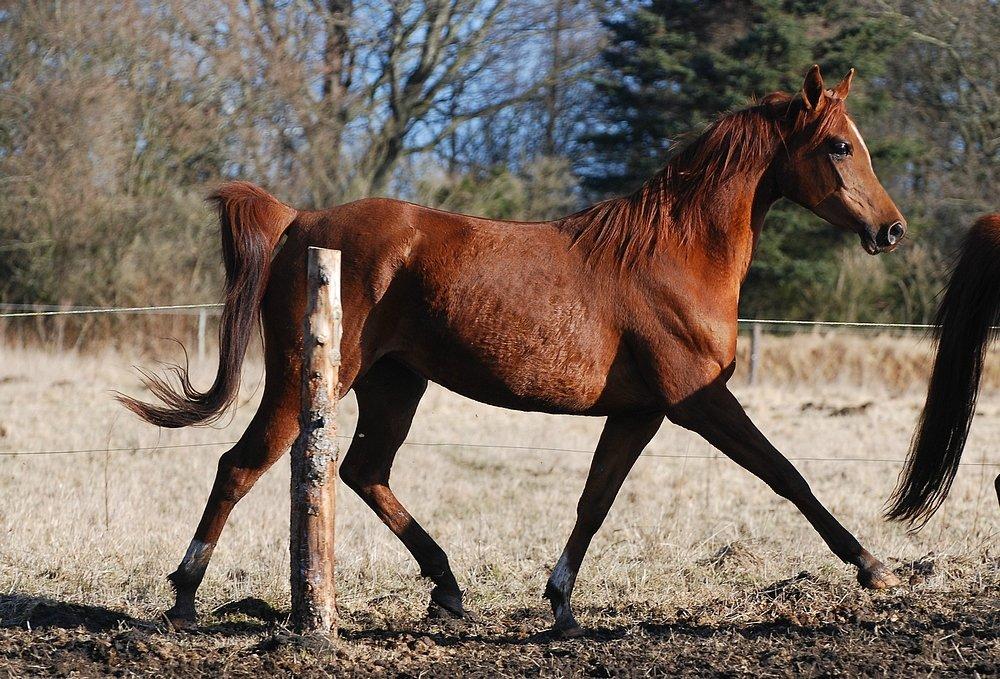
(799, 401, 874, 417)
(0, 572, 996, 678)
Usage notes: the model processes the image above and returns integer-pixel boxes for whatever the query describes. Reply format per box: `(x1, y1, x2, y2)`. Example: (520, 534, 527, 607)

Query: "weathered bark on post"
(290, 247, 341, 636)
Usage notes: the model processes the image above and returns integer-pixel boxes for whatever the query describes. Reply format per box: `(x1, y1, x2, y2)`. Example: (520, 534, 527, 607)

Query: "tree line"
(0, 0, 995, 325)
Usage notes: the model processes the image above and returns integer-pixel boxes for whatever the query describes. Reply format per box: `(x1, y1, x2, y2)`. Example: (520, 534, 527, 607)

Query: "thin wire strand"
(1, 436, 996, 466)
(739, 318, 936, 330)
(0, 303, 223, 318)
(0, 441, 235, 456)
(0, 302, 941, 328)
(0, 306, 993, 464)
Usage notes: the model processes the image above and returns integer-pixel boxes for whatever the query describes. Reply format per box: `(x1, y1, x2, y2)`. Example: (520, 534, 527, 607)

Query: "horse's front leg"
(668, 382, 902, 589)
(545, 412, 664, 638)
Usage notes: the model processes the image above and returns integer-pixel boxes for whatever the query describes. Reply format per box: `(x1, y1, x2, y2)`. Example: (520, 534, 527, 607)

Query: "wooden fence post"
(748, 322, 762, 385)
(289, 247, 341, 636)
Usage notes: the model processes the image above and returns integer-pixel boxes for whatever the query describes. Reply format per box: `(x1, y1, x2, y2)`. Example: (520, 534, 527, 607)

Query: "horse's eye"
(830, 140, 852, 157)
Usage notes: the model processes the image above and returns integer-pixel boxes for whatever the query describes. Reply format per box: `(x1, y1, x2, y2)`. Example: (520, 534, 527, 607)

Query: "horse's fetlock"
(168, 567, 197, 593)
(421, 553, 454, 585)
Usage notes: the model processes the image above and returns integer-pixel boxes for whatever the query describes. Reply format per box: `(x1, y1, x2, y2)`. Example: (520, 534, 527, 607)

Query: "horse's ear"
(832, 68, 855, 100)
(801, 64, 826, 111)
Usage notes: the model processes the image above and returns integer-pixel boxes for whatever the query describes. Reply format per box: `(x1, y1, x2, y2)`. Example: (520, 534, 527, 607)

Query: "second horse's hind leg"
(339, 360, 467, 618)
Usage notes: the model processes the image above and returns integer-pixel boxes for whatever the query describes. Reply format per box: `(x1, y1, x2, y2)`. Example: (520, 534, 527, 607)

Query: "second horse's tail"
(886, 214, 1000, 528)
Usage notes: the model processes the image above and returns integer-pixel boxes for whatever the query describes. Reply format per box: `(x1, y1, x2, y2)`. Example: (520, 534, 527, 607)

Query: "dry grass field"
(0, 335, 997, 676)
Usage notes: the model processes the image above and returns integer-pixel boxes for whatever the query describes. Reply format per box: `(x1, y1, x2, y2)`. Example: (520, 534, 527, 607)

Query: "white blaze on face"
(847, 118, 874, 172)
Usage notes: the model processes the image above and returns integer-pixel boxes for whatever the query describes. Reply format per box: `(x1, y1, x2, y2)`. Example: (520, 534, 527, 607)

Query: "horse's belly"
(392, 299, 648, 415)
(418, 341, 610, 414)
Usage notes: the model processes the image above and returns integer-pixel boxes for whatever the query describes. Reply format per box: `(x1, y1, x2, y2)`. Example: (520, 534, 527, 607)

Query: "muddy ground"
(2, 351, 998, 676)
(1, 559, 996, 678)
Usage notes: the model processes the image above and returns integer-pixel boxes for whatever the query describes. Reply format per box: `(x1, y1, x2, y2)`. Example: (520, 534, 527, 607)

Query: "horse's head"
(774, 65, 906, 255)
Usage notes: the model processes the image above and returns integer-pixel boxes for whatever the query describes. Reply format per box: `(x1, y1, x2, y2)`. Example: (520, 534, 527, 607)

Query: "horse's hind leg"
(164, 368, 301, 628)
(339, 359, 466, 618)
(545, 412, 663, 637)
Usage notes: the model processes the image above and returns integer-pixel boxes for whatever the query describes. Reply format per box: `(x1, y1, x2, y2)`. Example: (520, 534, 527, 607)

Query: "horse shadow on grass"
(337, 608, 814, 652)
(0, 593, 283, 637)
(0, 571, 880, 649)
(338, 572, 859, 649)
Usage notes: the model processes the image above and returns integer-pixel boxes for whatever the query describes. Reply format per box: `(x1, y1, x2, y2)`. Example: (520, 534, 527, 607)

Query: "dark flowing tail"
(886, 214, 1000, 528)
(117, 182, 298, 427)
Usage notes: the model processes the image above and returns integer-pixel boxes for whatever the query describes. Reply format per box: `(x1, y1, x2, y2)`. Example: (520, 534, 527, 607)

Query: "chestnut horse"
(887, 214, 1000, 528)
(121, 66, 907, 637)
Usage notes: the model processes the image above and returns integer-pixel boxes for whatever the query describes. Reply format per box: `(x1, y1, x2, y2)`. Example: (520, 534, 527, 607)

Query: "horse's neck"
(744, 165, 782, 273)
(629, 166, 778, 333)
(676, 158, 781, 282)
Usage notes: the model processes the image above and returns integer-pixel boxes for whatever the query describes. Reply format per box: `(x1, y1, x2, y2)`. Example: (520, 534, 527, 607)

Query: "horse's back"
(277, 198, 648, 414)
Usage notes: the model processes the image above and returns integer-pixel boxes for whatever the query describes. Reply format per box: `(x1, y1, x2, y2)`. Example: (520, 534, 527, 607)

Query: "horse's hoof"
(165, 614, 196, 631)
(429, 585, 466, 617)
(551, 623, 585, 639)
(858, 565, 903, 590)
(427, 601, 465, 620)
(164, 607, 197, 631)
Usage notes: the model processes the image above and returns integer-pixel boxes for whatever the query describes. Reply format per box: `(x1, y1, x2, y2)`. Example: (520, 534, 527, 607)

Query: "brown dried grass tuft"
(735, 330, 1000, 392)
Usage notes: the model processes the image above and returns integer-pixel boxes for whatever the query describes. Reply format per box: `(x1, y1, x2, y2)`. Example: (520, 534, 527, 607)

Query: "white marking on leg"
(180, 539, 214, 573)
(550, 552, 576, 595)
(548, 551, 579, 625)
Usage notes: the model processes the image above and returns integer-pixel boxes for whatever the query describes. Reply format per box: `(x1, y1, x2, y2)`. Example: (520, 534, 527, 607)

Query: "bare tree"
(167, 0, 561, 201)
(871, 0, 998, 229)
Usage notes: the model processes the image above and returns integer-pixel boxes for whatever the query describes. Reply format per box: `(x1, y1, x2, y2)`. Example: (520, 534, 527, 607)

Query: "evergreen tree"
(581, 0, 906, 319)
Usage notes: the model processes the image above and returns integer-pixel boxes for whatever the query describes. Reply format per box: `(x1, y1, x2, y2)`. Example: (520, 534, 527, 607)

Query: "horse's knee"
(339, 459, 373, 496)
(767, 469, 812, 503)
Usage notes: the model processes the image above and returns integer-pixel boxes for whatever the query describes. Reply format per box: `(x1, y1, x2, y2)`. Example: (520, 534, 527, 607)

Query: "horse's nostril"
(878, 221, 905, 247)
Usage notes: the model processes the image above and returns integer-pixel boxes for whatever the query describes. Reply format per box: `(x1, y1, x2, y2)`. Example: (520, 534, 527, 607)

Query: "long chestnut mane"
(562, 92, 848, 271)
